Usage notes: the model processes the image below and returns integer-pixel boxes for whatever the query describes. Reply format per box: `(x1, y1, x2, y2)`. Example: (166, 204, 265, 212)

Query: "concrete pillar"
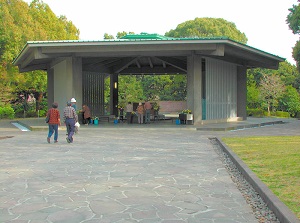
(72, 57, 82, 110)
(47, 68, 54, 110)
(187, 54, 202, 124)
(110, 74, 118, 116)
(51, 57, 82, 115)
(237, 66, 247, 120)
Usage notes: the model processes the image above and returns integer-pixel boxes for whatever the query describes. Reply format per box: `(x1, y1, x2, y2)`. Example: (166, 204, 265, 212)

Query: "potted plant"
(114, 116, 119, 124)
(179, 109, 193, 124)
(93, 116, 99, 125)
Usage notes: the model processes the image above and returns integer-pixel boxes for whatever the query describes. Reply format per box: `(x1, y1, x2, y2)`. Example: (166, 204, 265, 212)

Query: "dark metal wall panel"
(82, 72, 105, 117)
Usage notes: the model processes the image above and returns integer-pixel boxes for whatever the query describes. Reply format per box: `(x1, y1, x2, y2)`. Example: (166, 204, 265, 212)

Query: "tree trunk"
(36, 92, 44, 112)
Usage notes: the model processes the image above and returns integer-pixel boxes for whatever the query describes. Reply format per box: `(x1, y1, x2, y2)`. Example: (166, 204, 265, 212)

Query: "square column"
(187, 54, 202, 124)
(47, 68, 54, 110)
(72, 57, 83, 110)
(51, 57, 82, 115)
(110, 74, 118, 116)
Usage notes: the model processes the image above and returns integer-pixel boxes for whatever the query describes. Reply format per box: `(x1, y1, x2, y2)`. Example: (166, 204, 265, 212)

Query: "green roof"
(120, 32, 174, 40)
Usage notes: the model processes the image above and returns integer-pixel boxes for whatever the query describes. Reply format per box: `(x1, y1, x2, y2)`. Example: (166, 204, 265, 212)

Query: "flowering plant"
(181, 109, 192, 114)
(93, 116, 99, 120)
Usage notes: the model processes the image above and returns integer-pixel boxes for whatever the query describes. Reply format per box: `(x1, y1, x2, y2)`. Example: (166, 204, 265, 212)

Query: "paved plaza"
(0, 118, 299, 222)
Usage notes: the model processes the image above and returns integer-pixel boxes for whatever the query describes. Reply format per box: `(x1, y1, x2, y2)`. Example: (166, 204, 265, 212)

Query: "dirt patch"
(0, 136, 14, 140)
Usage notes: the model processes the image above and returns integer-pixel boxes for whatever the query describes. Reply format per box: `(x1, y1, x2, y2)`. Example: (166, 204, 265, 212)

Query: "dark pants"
(145, 109, 151, 123)
(65, 118, 75, 142)
(85, 117, 91, 124)
(126, 112, 133, 124)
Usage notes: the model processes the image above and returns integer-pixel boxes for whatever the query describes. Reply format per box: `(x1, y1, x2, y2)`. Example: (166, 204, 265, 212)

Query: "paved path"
(0, 118, 299, 222)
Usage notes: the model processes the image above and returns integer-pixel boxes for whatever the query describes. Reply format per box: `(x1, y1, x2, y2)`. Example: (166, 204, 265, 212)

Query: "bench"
(98, 115, 115, 122)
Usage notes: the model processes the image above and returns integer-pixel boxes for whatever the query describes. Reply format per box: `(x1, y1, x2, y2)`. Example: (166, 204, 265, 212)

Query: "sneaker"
(47, 137, 50, 143)
(54, 140, 58, 143)
(66, 137, 70, 143)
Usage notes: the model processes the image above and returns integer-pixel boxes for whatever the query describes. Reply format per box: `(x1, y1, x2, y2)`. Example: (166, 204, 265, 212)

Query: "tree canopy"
(0, 0, 79, 105)
(165, 17, 248, 44)
(286, 2, 300, 70)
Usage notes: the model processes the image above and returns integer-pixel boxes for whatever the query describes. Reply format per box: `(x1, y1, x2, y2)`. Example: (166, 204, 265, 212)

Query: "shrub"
(39, 110, 46, 117)
(264, 111, 276, 116)
(0, 106, 15, 119)
(275, 111, 290, 118)
(247, 108, 264, 117)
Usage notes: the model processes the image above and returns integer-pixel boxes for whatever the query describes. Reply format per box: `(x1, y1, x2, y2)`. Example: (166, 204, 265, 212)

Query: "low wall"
(158, 101, 187, 113)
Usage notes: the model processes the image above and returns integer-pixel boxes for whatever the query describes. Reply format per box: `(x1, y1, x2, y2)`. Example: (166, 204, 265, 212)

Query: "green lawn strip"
(221, 136, 300, 219)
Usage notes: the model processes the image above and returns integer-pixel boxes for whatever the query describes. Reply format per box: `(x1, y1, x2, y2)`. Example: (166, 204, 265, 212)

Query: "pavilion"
(13, 33, 285, 124)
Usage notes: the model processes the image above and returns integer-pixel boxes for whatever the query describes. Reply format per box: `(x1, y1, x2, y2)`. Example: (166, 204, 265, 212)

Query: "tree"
(0, 0, 79, 112)
(287, 3, 300, 35)
(116, 31, 134, 39)
(287, 2, 300, 70)
(104, 75, 144, 110)
(104, 33, 114, 39)
(259, 74, 285, 115)
(247, 83, 260, 109)
(165, 17, 248, 44)
(278, 85, 300, 117)
(140, 75, 187, 101)
(103, 31, 135, 40)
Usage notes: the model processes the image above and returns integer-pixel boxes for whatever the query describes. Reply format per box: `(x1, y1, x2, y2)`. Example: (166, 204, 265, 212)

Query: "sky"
(24, 0, 299, 65)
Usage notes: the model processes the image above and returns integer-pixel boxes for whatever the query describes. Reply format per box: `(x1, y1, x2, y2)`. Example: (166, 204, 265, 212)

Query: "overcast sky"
(24, 0, 299, 65)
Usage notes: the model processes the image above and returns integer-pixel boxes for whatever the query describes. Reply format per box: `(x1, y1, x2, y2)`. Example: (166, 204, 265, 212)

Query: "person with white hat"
(63, 101, 78, 143)
(70, 98, 77, 110)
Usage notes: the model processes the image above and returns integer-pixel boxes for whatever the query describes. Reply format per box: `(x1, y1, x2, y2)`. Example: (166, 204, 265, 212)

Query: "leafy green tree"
(247, 83, 260, 109)
(165, 17, 248, 44)
(249, 62, 299, 87)
(287, 2, 300, 70)
(0, 0, 79, 113)
(104, 31, 135, 40)
(116, 31, 134, 39)
(104, 75, 144, 109)
(278, 85, 300, 117)
(259, 74, 285, 115)
(292, 40, 300, 71)
(287, 3, 300, 35)
(140, 75, 187, 101)
(104, 33, 114, 39)
(119, 75, 144, 103)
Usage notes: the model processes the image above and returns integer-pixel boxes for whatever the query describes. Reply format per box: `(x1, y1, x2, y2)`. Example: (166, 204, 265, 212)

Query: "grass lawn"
(221, 136, 300, 219)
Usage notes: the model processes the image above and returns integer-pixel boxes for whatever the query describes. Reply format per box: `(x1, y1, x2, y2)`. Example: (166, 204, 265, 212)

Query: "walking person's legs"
(126, 112, 131, 124)
(139, 114, 144, 124)
(68, 119, 76, 143)
(146, 110, 150, 123)
(53, 124, 58, 142)
(47, 124, 54, 143)
(65, 119, 75, 143)
(138, 114, 142, 124)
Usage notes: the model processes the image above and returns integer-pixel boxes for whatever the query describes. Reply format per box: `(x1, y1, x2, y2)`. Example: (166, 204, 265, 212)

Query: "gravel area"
(210, 138, 280, 223)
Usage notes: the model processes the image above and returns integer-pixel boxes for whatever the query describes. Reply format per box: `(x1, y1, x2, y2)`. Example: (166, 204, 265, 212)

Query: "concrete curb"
(214, 137, 300, 223)
(196, 120, 285, 131)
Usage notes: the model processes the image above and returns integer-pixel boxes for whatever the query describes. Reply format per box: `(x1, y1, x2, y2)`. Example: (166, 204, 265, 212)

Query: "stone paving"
(0, 118, 299, 223)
